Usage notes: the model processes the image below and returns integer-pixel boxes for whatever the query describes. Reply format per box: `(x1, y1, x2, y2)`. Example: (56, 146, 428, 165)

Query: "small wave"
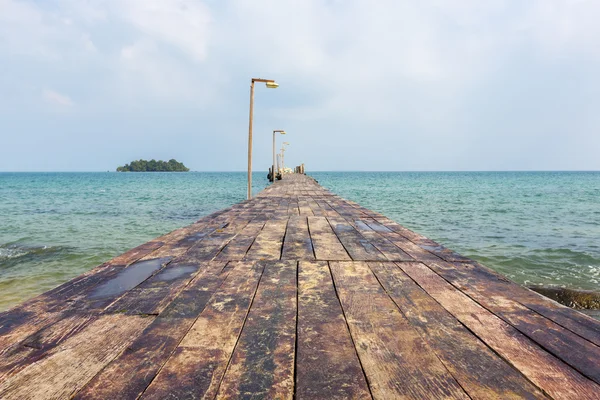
(0, 243, 66, 264)
(0, 247, 33, 259)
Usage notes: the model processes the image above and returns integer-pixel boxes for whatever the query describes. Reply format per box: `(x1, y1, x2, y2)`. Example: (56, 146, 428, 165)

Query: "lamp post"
(272, 130, 286, 182)
(248, 78, 278, 199)
(281, 142, 289, 174)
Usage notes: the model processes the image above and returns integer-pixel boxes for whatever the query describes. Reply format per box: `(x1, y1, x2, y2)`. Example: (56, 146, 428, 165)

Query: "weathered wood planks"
(296, 261, 371, 399)
(369, 261, 546, 399)
(0, 315, 152, 399)
(141, 261, 263, 399)
(330, 261, 469, 399)
(1, 173, 599, 399)
(216, 261, 297, 399)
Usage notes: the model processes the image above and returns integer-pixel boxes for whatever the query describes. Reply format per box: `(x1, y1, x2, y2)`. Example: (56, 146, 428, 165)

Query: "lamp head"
(266, 81, 279, 88)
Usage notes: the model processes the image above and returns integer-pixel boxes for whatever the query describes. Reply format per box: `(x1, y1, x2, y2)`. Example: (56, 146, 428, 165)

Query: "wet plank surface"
(1, 174, 599, 399)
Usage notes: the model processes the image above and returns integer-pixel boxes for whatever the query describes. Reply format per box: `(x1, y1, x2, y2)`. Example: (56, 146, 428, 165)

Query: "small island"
(116, 159, 190, 172)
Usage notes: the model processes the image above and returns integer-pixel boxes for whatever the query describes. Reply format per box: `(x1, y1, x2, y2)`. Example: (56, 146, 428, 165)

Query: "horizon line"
(1, 170, 600, 173)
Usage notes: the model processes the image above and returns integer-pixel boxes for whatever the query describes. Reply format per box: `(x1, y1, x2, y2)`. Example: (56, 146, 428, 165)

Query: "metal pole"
(247, 81, 255, 199)
(277, 154, 281, 175)
(272, 131, 276, 183)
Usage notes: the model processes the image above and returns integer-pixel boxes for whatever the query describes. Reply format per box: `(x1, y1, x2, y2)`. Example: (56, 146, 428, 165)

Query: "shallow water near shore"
(1, 171, 599, 312)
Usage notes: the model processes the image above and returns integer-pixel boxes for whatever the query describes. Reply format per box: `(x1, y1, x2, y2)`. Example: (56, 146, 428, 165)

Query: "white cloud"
(4, 0, 600, 111)
(2, 0, 600, 170)
(112, 0, 212, 62)
(42, 89, 74, 107)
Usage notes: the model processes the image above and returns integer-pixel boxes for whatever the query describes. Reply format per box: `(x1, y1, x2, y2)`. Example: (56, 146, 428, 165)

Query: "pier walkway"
(1, 174, 600, 399)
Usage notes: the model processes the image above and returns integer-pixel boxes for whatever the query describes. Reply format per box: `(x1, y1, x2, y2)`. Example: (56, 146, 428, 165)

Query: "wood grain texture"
(282, 216, 315, 260)
(244, 219, 288, 260)
(73, 262, 229, 400)
(330, 261, 468, 400)
(451, 260, 600, 346)
(140, 261, 264, 399)
(296, 261, 371, 400)
(216, 260, 297, 399)
(307, 216, 351, 261)
(328, 218, 387, 261)
(0, 314, 152, 400)
(369, 262, 546, 400)
(350, 219, 413, 261)
(425, 259, 600, 385)
(215, 219, 266, 260)
(398, 261, 600, 400)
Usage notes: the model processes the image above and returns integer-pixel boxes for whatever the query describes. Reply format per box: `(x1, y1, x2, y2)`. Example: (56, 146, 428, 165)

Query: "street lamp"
(248, 78, 278, 199)
(281, 142, 290, 174)
(272, 130, 286, 182)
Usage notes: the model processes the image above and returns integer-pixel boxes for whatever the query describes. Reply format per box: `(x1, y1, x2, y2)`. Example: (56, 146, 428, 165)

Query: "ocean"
(1, 171, 599, 312)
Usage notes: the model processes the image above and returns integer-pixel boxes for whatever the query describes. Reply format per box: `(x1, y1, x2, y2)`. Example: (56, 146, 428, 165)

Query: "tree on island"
(117, 159, 190, 172)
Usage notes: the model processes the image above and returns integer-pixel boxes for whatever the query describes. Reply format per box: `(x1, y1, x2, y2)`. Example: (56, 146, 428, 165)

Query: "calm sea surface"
(1, 171, 599, 311)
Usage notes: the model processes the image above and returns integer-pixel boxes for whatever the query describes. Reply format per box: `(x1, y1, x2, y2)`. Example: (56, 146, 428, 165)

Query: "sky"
(1, 0, 599, 172)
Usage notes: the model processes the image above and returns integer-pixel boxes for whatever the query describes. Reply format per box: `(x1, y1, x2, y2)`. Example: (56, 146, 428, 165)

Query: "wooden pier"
(1, 174, 599, 399)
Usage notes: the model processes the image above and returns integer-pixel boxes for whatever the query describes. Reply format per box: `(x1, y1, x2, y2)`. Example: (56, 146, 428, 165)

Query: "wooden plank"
(363, 219, 444, 262)
(244, 219, 288, 260)
(0, 257, 171, 356)
(0, 312, 98, 382)
(397, 261, 600, 400)
(282, 216, 315, 260)
(376, 219, 471, 262)
(108, 240, 166, 266)
(306, 198, 325, 216)
(328, 218, 387, 261)
(0, 236, 169, 350)
(369, 262, 546, 399)
(274, 198, 290, 218)
(104, 259, 202, 315)
(185, 218, 252, 261)
(308, 216, 351, 261)
(72, 262, 229, 400)
(0, 314, 153, 400)
(349, 219, 413, 261)
(0, 309, 63, 355)
(146, 218, 229, 258)
(216, 260, 297, 399)
(140, 261, 264, 399)
(452, 260, 600, 346)
(296, 261, 371, 399)
(298, 198, 314, 216)
(78, 256, 174, 311)
(329, 261, 468, 399)
(315, 200, 342, 217)
(288, 199, 300, 216)
(215, 219, 266, 261)
(425, 259, 600, 385)
(325, 197, 370, 219)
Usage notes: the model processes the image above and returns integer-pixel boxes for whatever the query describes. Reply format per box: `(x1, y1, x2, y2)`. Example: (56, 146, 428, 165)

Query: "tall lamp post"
(248, 78, 278, 199)
(272, 130, 286, 182)
(281, 142, 289, 174)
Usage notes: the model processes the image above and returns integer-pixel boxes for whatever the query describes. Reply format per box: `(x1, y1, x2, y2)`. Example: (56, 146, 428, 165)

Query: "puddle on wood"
(155, 265, 197, 281)
(90, 257, 172, 299)
(366, 223, 391, 232)
(420, 244, 445, 252)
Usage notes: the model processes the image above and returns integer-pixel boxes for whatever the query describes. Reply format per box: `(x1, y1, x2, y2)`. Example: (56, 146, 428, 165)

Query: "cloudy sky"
(1, 0, 599, 171)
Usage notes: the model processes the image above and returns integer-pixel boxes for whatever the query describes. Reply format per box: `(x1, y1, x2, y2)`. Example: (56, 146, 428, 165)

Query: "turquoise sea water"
(1, 171, 599, 311)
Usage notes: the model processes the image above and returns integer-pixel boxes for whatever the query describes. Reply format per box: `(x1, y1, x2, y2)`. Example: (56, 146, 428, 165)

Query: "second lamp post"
(272, 130, 286, 182)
